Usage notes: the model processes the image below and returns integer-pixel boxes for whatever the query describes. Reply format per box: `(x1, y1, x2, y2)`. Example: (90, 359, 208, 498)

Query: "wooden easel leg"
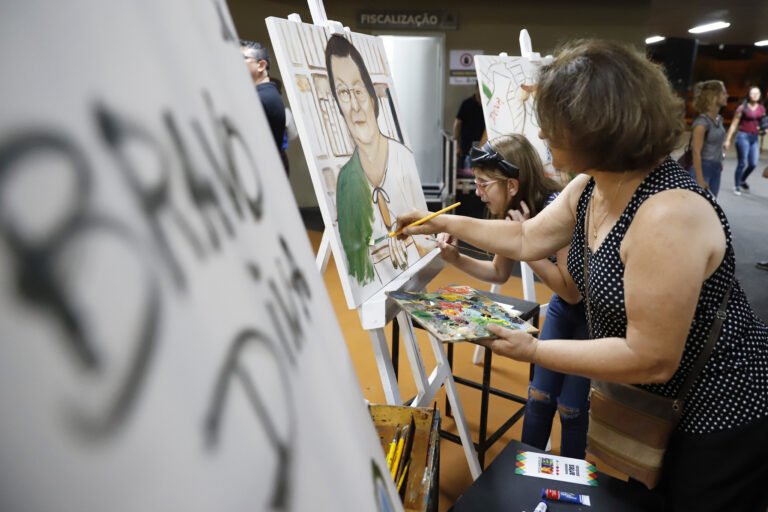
(429, 335, 482, 480)
(396, 312, 482, 479)
(396, 312, 431, 401)
(368, 328, 403, 405)
(315, 229, 331, 273)
(471, 344, 485, 366)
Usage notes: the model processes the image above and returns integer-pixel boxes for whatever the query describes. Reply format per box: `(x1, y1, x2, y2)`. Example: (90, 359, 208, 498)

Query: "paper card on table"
(514, 450, 599, 487)
(387, 285, 538, 343)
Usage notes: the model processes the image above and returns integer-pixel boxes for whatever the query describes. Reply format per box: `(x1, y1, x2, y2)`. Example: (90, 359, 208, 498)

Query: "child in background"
(437, 134, 590, 458)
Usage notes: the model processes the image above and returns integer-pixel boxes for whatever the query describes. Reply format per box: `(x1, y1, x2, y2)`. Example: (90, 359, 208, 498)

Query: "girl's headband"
(469, 142, 520, 179)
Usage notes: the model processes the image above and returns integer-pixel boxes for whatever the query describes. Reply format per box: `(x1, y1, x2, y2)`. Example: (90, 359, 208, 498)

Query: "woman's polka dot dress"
(567, 157, 768, 434)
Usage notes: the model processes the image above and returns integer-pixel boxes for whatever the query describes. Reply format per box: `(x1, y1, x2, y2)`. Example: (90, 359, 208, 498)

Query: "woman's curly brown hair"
(536, 39, 686, 172)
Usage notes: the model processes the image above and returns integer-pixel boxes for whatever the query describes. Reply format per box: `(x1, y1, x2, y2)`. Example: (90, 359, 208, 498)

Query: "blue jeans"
(521, 294, 591, 459)
(688, 159, 722, 197)
(733, 131, 759, 187)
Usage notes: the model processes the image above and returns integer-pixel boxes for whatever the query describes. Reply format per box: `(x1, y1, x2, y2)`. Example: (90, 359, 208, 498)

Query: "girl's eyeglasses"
(474, 178, 500, 191)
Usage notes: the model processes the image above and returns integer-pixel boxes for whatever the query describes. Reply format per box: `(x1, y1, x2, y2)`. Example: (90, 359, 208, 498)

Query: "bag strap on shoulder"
(583, 193, 593, 338)
(675, 278, 733, 402)
(583, 190, 734, 404)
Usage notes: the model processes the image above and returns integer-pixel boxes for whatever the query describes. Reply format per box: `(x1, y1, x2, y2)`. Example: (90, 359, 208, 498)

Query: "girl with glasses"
(438, 134, 592, 459)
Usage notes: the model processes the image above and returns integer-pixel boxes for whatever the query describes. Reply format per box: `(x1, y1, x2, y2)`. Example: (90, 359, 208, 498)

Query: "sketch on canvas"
(474, 55, 559, 181)
(267, 19, 435, 309)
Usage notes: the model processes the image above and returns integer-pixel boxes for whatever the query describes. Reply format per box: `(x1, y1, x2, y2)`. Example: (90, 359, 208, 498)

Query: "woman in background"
(438, 134, 590, 459)
(688, 80, 727, 196)
(724, 85, 765, 194)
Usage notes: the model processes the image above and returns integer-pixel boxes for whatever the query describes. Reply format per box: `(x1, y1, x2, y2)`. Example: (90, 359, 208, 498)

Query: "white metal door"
(380, 35, 445, 187)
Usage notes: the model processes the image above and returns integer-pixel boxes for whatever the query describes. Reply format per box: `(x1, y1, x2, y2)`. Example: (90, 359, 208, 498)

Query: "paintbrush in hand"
(424, 236, 493, 258)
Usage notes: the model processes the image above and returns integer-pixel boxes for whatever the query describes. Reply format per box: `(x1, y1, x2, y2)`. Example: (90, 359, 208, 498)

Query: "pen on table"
(385, 425, 400, 470)
(388, 201, 461, 238)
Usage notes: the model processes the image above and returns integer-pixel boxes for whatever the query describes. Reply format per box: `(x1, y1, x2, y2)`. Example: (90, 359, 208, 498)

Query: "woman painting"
(397, 40, 768, 511)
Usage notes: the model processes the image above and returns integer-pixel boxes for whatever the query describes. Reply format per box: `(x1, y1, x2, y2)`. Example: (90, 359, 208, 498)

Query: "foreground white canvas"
(474, 55, 558, 180)
(267, 18, 435, 310)
(0, 2, 400, 511)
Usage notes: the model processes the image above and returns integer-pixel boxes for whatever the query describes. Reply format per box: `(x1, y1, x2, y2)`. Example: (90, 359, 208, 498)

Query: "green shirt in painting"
(337, 149, 375, 285)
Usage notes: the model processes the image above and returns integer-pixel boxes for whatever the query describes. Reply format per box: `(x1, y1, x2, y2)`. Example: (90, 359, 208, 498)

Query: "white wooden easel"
(281, 1, 482, 479)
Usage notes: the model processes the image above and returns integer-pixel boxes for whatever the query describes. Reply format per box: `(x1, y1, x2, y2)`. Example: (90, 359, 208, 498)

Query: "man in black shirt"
(241, 40, 286, 171)
(453, 88, 485, 168)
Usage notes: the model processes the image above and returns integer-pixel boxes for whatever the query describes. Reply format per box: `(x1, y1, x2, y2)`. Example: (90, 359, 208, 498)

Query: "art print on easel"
(474, 55, 558, 181)
(267, 18, 435, 309)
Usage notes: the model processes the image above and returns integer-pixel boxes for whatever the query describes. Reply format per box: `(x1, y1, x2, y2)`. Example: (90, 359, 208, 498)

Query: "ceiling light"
(688, 21, 730, 34)
(756, 40, 768, 47)
(645, 36, 665, 44)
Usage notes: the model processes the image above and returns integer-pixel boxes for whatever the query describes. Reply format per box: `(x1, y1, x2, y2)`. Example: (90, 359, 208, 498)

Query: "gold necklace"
(590, 173, 627, 240)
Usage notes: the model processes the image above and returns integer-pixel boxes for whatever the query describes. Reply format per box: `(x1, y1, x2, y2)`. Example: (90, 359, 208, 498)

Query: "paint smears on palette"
(387, 285, 538, 343)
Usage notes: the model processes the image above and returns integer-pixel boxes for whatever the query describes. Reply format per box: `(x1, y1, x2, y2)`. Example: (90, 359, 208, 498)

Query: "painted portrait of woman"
(325, 34, 431, 287)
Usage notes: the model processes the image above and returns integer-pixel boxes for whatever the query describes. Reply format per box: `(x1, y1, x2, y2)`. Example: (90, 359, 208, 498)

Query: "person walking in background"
(724, 86, 765, 195)
(688, 80, 728, 197)
(761, 87, 768, 155)
(750, 89, 767, 274)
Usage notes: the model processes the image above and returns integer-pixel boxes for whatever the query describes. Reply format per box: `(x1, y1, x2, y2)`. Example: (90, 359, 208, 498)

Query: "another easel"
(274, 1, 482, 479)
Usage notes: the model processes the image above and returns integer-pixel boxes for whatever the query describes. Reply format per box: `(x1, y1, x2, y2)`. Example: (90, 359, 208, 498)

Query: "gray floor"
(716, 154, 768, 322)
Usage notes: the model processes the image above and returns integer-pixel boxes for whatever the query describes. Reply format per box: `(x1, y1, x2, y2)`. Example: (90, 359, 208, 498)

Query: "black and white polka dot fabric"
(567, 157, 768, 434)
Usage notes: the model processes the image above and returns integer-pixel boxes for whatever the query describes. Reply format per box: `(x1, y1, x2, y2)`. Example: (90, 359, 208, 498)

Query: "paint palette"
(387, 285, 538, 343)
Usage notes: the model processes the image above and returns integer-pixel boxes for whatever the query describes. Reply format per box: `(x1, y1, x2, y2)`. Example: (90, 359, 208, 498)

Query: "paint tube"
(541, 488, 591, 506)
(532, 501, 548, 512)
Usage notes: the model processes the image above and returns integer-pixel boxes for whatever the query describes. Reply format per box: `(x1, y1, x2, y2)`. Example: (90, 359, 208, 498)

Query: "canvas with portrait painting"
(267, 18, 435, 309)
